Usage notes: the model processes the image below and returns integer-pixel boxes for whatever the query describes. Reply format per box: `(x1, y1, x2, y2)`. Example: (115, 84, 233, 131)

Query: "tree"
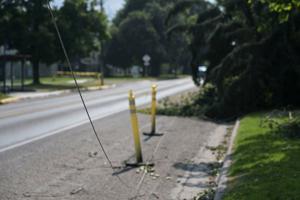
(58, 0, 108, 63)
(106, 0, 191, 77)
(113, 0, 149, 25)
(106, 11, 163, 76)
(167, 0, 300, 118)
(0, 0, 57, 84)
(0, 0, 109, 84)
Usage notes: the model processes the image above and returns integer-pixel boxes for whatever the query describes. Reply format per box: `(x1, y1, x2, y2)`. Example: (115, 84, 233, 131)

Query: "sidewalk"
(0, 112, 228, 200)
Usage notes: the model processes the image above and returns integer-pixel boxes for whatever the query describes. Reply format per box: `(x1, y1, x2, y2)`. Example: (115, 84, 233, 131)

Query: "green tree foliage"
(0, 0, 57, 84)
(0, 0, 108, 84)
(113, 0, 149, 25)
(106, 11, 163, 76)
(58, 0, 108, 63)
(106, 0, 191, 77)
(167, 0, 300, 118)
(146, 1, 191, 75)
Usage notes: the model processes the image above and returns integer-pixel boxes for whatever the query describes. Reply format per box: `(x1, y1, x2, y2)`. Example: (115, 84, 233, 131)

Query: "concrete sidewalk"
(0, 85, 114, 104)
(0, 112, 228, 200)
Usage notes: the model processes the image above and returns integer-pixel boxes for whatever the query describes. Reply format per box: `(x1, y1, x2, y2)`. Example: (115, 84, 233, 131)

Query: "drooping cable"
(46, 1, 133, 190)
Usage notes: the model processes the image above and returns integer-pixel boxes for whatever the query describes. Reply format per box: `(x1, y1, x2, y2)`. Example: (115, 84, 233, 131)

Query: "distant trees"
(0, 0, 192, 81)
(167, 0, 300, 118)
(0, 0, 108, 84)
(58, 0, 108, 63)
(106, 0, 191, 77)
(0, 0, 57, 84)
(106, 12, 163, 76)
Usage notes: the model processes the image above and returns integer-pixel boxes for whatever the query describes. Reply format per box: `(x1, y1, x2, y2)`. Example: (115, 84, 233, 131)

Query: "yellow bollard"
(143, 84, 163, 137)
(128, 90, 143, 163)
(151, 84, 157, 134)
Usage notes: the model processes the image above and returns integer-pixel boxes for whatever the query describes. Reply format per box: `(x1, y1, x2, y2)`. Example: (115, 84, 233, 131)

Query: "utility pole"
(99, 0, 105, 85)
(99, 0, 104, 12)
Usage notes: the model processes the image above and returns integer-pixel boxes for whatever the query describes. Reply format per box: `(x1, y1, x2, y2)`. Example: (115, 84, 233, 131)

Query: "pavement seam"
(176, 146, 208, 200)
(173, 124, 225, 200)
(129, 117, 176, 200)
(144, 118, 177, 200)
(214, 119, 240, 200)
(133, 133, 167, 199)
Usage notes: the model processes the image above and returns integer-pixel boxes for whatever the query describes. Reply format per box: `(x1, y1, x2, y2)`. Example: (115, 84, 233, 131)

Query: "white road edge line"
(0, 83, 195, 153)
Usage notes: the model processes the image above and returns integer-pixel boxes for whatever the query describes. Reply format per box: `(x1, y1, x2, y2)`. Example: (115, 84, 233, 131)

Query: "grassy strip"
(138, 90, 199, 116)
(138, 84, 220, 120)
(0, 93, 9, 101)
(25, 76, 185, 92)
(27, 77, 100, 91)
(223, 112, 300, 200)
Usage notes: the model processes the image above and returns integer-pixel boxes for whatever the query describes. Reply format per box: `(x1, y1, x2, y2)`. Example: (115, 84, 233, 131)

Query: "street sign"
(143, 54, 151, 63)
(142, 54, 151, 76)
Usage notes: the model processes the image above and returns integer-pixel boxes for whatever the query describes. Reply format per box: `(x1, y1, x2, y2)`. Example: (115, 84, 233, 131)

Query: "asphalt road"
(0, 110, 226, 200)
(0, 77, 228, 200)
(0, 78, 195, 153)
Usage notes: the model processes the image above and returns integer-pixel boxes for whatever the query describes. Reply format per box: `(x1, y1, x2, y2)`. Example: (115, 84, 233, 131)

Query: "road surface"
(0, 78, 194, 153)
(0, 78, 229, 200)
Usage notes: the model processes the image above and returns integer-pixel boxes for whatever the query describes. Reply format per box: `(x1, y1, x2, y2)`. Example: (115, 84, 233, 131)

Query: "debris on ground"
(194, 188, 216, 200)
(23, 192, 31, 197)
(136, 165, 155, 174)
(70, 187, 85, 195)
(151, 193, 160, 199)
(88, 151, 98, 158)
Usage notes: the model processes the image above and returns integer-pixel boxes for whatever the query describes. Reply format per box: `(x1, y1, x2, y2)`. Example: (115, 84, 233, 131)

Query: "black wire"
(47, 1, 114, 169)
(46, 2, 134, 191)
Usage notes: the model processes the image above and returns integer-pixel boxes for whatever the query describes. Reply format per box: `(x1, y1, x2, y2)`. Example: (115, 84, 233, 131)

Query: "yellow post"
(151, 84, 157, 134)
(129, 90, 143, 163)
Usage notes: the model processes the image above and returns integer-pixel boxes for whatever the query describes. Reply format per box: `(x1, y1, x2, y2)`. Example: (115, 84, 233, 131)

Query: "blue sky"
(52, 0, 125, 20)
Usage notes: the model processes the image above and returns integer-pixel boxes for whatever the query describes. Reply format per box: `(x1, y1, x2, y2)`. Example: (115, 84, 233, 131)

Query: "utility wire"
(46, 1, 133, 191)
(47, 0, 113, 170)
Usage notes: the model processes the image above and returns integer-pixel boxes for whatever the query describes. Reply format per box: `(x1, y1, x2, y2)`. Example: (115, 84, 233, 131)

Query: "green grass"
(25, 77, 101, 91)
(21, 75, 187, 92)
(224, 112, 300, 200)
(0, 92, 10, 104)
(0, 93, 9, 101)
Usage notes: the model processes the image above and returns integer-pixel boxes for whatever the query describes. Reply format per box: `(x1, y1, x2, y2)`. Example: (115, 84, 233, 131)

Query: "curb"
(0, 85, 116, 105)
(214, 119, 240, 200)
(80, 84, 116, 92)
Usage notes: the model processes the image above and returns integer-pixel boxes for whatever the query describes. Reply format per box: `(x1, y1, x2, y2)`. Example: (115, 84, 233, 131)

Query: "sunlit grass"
(224, 112, 300, 200)
(0, 93, 9, 101)
(25, 76, 100, 91)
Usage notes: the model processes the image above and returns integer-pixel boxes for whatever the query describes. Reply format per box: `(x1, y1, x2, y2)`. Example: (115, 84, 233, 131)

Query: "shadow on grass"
(27, 84, 70, 90)
(224, 128, 300, 199)
(26, 83, 90, 91)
